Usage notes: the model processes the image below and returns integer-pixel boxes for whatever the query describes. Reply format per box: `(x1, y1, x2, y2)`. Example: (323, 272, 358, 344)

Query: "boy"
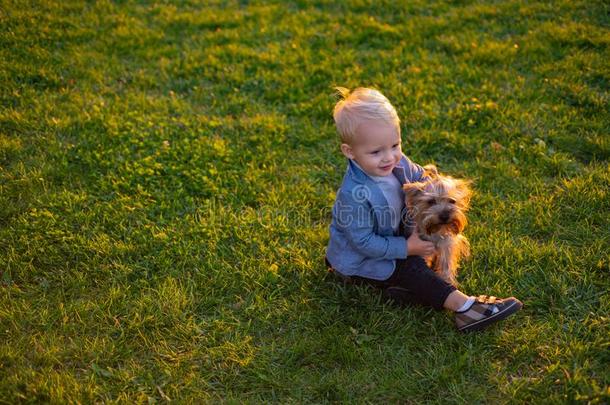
(325, 87, 522, 332)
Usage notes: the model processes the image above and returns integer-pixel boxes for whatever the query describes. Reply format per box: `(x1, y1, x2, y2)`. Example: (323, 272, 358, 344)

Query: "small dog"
(403, 165, 472, 286)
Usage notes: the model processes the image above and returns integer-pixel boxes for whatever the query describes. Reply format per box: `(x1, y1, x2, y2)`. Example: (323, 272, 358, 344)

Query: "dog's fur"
(403, 165, 472, 286)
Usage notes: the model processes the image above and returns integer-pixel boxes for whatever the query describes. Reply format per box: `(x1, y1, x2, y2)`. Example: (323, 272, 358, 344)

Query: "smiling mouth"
(380, 164, 393, 170)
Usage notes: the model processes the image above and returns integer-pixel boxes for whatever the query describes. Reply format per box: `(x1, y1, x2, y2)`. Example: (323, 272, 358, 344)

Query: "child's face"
(341, 121, 402, 177)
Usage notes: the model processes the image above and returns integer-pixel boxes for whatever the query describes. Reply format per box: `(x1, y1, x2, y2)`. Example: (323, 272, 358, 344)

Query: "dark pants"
(326, 256, 456, 310)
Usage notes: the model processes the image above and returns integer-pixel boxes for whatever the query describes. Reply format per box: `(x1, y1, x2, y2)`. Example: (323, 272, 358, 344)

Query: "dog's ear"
(454, 179, 473, 208)
(403, 182, 426, 203)
(423, 164, 439, 179)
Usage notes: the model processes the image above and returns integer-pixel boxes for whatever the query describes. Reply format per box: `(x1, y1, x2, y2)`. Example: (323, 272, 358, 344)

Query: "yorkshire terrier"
(403, 165, 472, 286)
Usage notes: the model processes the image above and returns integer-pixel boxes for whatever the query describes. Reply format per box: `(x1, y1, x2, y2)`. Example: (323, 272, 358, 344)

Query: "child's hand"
(406, 228, 435, 257)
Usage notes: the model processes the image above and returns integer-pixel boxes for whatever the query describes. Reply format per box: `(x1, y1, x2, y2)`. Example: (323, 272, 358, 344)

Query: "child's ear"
(403, 182, 426, 204)
(340, 143, 354, 159)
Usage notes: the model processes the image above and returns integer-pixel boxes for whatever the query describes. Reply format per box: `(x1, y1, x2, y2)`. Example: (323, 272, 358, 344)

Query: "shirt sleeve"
(401, 154, 428, 182)
(334, 189, 408, 260)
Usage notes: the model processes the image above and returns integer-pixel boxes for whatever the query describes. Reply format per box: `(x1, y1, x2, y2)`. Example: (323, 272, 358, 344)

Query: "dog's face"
(403, 167, 471, 236)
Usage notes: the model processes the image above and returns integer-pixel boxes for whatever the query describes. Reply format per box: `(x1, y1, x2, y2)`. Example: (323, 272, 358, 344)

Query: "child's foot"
(455, 295, 522, 332)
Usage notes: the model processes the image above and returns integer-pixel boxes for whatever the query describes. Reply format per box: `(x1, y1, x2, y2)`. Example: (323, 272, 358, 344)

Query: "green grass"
(1, 0, 609, 402)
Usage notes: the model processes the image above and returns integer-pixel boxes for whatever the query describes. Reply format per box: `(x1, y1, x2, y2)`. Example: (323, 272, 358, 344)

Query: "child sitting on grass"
(325, 87, 522, 332)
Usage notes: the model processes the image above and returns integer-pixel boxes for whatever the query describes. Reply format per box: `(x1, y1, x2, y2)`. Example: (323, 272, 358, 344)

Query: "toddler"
(325, 87, 522, 332)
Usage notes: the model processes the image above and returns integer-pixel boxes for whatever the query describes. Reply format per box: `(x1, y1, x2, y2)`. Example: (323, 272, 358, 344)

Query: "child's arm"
(334, 189, 408, 259)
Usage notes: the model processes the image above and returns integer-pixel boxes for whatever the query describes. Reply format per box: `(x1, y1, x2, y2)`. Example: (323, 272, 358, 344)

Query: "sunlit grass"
(1, 0, 608, 402)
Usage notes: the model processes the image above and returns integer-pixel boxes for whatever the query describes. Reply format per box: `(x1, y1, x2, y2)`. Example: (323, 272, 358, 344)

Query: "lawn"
(1, 0, 609, 402)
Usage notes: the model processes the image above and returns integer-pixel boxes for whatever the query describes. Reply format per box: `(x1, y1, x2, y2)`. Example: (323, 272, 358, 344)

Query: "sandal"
(455, 295, 523, 332)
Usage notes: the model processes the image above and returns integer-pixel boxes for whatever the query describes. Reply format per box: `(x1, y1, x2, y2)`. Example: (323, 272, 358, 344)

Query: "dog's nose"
(439, 211, 450, 223)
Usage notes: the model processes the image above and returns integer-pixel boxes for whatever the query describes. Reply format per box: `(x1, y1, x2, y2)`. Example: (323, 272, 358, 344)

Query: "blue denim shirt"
(326, 154, 426, 280)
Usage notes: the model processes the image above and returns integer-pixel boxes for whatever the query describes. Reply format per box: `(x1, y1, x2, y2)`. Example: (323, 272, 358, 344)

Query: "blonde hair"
(333, 87, 400, 144)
